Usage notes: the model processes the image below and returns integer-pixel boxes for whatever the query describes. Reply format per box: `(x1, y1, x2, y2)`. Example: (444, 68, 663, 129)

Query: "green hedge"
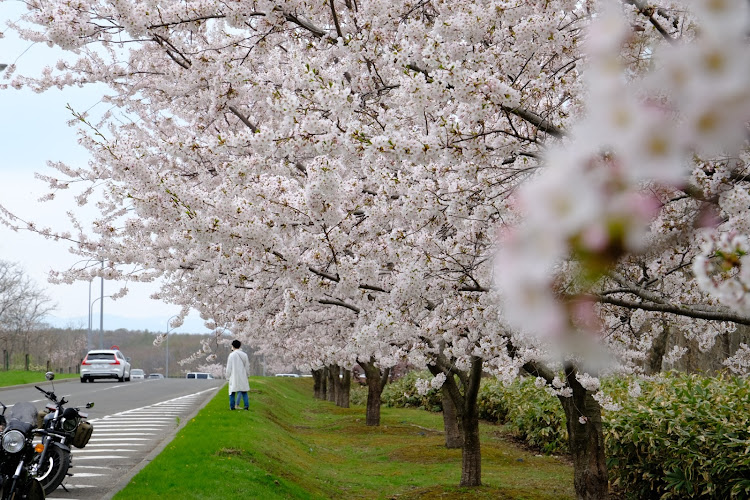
(349, 370, 442, 411)
(478, 377, 569, 454)
(355, 371, 750, 499)
(605, 374, 750, 499)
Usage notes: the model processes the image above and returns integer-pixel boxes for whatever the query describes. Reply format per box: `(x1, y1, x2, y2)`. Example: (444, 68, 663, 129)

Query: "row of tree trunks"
(312, 365, 352, 408)
(358, 357, 391, 426)
(315, 355, 607, 498)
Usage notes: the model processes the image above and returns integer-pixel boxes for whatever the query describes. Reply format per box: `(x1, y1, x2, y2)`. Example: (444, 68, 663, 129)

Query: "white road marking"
(83, 443, 145, 447)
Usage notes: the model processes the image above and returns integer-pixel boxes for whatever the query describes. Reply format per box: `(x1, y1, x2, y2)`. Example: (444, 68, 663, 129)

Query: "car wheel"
(118, 375, 124, 382)
(80, 378, 85, 383)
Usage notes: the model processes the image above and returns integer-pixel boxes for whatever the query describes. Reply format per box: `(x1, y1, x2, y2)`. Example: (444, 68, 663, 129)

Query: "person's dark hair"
(232, 340, 241, 349)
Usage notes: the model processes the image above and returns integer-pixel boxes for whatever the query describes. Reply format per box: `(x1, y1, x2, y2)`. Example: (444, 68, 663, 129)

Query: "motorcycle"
(0, 400, 45, 499)
(32, 372, 94, 495)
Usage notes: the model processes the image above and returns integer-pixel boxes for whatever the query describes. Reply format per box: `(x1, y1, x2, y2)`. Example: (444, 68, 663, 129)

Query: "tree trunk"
(336, 368, 351, 408)
(326, 365, 337, 403)
(460, 403, 481, 487)
(645, 320, 671, 375)
(359, 358, 391, 426)
(458, 357, 483, 487)
(312, 368, 325, 399)
(429, 355, 483, 487)
(441, 385, 462, 448)
(559, 365, 608, 500)
(320, 367, 328, 399)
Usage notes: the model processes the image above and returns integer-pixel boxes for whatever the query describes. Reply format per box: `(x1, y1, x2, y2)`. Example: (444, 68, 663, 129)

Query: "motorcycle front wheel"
(0, 477, 45, 500)
(35, 445, 70, 495)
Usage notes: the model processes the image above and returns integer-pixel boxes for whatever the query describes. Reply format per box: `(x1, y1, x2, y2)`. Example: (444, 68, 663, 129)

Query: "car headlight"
(2, 430, 26, 453)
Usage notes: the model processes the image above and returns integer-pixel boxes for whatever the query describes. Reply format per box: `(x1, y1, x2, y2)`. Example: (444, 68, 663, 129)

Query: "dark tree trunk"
(326, 365, 337, 403)
(359, 358, 391, 426)
(441, 385, 462, 448)
(521, 358, 608, 500)
(458, 357, 482, 487)
(559, 365, 608, 500)
(320, 367, 328, 400)
(429, 355, 483, 487)
(645, 320, 671, 375)
(312, 368, 325, 399)
(336, 368, 351, 408)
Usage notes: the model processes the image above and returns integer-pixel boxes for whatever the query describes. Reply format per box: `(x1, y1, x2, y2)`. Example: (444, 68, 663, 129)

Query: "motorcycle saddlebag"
(36, 409, 50, 429)
(72, 421, 93, 448)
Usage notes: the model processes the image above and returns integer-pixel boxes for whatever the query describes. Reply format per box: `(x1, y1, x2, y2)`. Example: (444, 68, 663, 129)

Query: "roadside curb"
(0, 377, 78, 392)
(100, 382, 226, 500)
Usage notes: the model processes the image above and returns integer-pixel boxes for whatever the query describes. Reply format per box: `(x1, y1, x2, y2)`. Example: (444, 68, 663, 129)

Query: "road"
(0, 377, 225, 499)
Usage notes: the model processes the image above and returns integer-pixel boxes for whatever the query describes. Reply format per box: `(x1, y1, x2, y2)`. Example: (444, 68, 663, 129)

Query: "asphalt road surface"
(0, 377, 225, 499)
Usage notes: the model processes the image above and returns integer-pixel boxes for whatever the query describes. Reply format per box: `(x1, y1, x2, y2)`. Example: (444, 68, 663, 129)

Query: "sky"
(1, 3, 211, 335)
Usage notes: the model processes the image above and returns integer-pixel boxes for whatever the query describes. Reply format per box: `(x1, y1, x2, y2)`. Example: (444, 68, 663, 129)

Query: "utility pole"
(99, 260, 104, 349)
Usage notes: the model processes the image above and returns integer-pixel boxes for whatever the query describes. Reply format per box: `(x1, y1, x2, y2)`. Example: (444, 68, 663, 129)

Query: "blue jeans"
(230, 391, 248, 409)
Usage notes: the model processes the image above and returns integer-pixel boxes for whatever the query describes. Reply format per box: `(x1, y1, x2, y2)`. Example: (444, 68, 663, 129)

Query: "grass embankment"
(0, 370, 78, 387)
(114, 377, 574, 500)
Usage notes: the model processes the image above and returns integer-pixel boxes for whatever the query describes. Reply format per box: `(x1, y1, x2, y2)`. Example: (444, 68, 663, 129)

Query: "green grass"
(0, 370, 78, 387)
(114, 377, 573, 500)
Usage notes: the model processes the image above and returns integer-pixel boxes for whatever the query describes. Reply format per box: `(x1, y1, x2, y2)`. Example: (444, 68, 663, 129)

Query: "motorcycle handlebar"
(34, 386, 56, 402)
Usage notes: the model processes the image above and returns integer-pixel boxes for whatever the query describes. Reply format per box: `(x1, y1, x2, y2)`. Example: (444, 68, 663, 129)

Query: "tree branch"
(595, 295, 750, 325)
(627, 0, 677, 45)
(318, 298, 360, 313)
(500, 105, 565, 138)
(329, 0, 344, 39)
(227, 106, 259, 133)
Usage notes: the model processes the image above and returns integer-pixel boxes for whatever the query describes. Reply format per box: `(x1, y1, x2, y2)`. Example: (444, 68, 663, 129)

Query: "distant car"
(80, 348, 131, 383)
(147, 373, 165, 379)
(274, 373, 300, 378)
(131, 369, 145, 380)
(186, 372, 214, 379)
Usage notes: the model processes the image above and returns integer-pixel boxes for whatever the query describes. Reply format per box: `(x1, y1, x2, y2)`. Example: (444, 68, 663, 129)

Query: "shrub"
(380, 370, 443, 412)
(605, 373, 750, 499)
(352, 369, 750, 499)
(476, 378, 510, 423)
(349, 384, 367, 406)
(477, 378, 568, 454)
(500, 378, 569, 455)
(348, 370, 442, 410)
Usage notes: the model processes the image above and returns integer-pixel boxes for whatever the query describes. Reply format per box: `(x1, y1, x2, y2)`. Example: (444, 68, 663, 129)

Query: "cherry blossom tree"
(494, 2, 750, 497)
(4, 0, 750, 498)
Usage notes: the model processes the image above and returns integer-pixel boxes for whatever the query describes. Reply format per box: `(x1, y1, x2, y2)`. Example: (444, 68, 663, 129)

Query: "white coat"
(225, 348, 250, 393)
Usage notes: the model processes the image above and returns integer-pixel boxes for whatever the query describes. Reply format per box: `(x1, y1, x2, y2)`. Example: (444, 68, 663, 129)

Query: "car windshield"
(87, 353, 115, 361)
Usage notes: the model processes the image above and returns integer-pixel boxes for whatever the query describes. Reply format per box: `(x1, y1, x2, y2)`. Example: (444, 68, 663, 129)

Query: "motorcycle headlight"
(2, 430, 25, 453)
(61, 417, 78, 432)
(61, 408, 79, 432)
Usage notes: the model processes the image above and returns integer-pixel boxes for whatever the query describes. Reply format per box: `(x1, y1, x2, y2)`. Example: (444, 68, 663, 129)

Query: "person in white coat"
(226, 339, 251, 410)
